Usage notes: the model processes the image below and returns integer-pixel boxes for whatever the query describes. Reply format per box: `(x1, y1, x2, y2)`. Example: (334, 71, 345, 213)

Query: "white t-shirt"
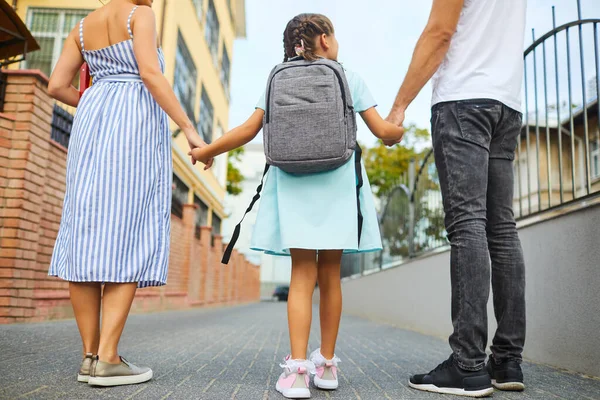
(431, 0, 527, 112)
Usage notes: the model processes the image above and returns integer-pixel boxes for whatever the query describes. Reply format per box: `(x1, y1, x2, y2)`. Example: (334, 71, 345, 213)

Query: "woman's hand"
(189, 147, 214, 170)
(184, 127, 214, 169)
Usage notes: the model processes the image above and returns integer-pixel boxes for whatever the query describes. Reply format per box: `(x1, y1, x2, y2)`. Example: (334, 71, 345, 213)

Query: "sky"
(227, 0, 600, 147)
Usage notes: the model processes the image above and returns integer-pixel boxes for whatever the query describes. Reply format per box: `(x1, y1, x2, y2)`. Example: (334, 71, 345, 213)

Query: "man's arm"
(386, 0, 464, 126)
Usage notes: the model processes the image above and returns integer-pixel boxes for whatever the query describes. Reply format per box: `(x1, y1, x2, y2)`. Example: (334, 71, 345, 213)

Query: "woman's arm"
(190, 109, 264, 167)
(47, 29, 84, 107)
(360, 107, 405, 142)
(132, 7, 203, 145)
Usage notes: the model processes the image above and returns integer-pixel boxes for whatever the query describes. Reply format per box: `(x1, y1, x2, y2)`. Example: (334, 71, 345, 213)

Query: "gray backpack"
(263, 57, 357, 174)
(222, 57, 364, 264)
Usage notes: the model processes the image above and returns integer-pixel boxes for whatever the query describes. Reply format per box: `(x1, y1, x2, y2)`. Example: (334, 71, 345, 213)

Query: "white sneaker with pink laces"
(275, 356, 316, 399)
(310, 348, 341, 390)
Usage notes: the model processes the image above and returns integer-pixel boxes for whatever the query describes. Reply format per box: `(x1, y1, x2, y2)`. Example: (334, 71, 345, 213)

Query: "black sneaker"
(486, 356, 525, 391)
(409, 355, 493, 398)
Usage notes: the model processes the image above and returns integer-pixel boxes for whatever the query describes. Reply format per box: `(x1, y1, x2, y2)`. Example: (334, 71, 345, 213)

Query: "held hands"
(384, 107, 406, 147)
(189, 147, 213, 170)
(184, 127, 214, 170)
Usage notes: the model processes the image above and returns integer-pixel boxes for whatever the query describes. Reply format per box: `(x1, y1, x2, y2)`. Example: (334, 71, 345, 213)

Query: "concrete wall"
(338, 200, 600, 377)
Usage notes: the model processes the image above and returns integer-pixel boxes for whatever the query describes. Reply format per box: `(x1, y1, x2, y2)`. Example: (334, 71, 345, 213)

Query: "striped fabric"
(49, 6, 172, 288)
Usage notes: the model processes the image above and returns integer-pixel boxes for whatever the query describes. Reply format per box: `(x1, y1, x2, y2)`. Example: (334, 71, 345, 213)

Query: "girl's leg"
(97, 282, 138, 363)
(69, 282, 102, 355)
(317, 250, 343, 359)
(288, 249, 318, 360)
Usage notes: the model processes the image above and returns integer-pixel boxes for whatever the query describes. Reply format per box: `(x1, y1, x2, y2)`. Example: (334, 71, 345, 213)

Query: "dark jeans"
(431, 99, 526, 371)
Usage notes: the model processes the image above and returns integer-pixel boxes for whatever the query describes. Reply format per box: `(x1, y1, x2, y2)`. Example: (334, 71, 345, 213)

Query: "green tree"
(226, 147, 245, 196)
(363, 124, 431, 197)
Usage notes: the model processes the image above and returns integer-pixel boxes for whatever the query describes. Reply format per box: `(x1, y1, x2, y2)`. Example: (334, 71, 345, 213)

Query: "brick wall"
(0, 71, 261, 323)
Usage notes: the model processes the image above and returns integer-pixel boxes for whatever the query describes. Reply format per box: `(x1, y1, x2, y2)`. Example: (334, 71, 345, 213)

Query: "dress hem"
(48, 273, 166, 288)
(250, 245, 382, 257)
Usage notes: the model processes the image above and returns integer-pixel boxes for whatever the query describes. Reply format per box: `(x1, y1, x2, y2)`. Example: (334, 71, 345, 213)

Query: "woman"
(47, 0, 210, 387)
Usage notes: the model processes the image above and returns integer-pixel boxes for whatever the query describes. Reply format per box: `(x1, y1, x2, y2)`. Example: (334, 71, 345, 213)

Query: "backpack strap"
(127, 6, 139, 39)
(355, 144, 364, 245)
(222, 164, 270, 264)
(79, 18, 85, 51)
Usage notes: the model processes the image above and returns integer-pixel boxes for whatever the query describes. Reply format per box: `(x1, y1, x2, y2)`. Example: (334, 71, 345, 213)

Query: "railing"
(341, 150, 446, 277)
(517, 3, 600, 218)
(50, 104, 74, 148)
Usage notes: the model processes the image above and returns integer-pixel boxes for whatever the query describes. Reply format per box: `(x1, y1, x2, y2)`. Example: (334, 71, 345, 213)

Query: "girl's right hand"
(183, 127, 214, 168)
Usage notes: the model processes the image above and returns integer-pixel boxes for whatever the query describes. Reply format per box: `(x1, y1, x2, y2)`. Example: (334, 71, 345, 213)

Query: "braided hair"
(283, 14, 334, 62)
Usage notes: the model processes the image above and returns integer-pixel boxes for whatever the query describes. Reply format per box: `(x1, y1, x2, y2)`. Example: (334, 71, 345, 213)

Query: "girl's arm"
(47, 29, 84, 107)
(190, 109, 264, 167)
(360, 107, 405, 143)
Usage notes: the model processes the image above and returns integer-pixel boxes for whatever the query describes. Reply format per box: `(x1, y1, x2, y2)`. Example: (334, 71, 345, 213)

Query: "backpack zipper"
(265, 63, 348, 123)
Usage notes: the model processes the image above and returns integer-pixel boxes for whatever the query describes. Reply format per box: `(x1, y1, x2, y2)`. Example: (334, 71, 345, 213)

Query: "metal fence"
(50, 103, 74, 148)
(516, 2, 600, 218)
(341, 150, 446, 277)
(341, 1, 600, 279)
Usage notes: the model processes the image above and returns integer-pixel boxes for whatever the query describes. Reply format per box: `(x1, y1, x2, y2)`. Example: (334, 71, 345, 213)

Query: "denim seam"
(438, 117, 462, 362)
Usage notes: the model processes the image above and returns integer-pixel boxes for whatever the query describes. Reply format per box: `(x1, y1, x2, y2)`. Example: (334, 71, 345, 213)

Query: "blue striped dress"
(49, 6, 172, 288)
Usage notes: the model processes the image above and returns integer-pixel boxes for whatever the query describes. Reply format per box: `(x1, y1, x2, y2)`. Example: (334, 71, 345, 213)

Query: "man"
(386, 0, 527, 397)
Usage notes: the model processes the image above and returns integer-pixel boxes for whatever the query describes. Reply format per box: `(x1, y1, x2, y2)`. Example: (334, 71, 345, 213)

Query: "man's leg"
(409, 100, 500, 397)
(436, 100, 498, 370)
(486, 105, 526, 391)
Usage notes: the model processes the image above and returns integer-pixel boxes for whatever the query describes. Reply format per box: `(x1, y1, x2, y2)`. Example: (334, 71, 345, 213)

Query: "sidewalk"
(1, 303, 599, 399)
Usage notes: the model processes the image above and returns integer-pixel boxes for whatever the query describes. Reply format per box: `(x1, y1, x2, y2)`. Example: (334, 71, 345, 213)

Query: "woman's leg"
(288, 249, 318, 360)
(69, 282, 102, 356)
(97, 282, 138, 364)
(316, 250, 343, 359)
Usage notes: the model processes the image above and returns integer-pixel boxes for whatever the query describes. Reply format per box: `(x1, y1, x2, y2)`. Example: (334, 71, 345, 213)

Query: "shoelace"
(431, 356, 454, 374)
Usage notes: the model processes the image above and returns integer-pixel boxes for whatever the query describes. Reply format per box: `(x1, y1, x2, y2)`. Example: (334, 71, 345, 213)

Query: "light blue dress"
(250, 69, 382, 256)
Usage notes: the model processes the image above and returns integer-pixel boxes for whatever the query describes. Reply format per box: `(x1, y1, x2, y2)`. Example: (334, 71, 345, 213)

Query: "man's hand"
(382, 108, 405, 146)
(386, 107, 405, 128)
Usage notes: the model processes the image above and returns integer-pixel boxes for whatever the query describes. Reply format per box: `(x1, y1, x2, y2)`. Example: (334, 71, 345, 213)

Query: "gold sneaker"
(88, 356, 152, 387)
(77, 353, 96, 383)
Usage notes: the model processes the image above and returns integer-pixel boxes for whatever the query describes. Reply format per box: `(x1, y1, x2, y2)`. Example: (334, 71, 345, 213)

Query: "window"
(194, 195, 209, 239)
(198, 88, 214, 144)
(174, 32, 197, 124)
(220, 46, 231, 95)
(212, 214, 222, 246)
(592, 140, 600, 179)
(191, 0, 203, 22)
(25, 8, 91, 79)
(205, 0, 220, 65)
(172, 174, 189, 218)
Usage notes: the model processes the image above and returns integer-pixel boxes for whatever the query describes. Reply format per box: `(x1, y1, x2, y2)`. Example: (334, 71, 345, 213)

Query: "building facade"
(10, 0, 246, 233)
(0, 0, 262, 323)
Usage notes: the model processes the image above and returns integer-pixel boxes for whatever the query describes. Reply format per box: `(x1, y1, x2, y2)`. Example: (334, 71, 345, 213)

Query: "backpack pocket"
(269, 102, 345, 162)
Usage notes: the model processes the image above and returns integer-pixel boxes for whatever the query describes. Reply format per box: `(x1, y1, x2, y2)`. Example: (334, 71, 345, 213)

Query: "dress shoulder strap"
(127, 6, 139, 39)
(79, 18, 85, 51)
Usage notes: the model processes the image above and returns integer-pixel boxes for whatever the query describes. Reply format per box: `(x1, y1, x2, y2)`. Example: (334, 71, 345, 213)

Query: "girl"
(191, 13, 403, 399)
(47, 0, 210, 387)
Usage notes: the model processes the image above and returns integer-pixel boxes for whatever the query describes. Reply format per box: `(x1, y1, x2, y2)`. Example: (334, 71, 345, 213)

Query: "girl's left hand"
(189, 147, 214, 170)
